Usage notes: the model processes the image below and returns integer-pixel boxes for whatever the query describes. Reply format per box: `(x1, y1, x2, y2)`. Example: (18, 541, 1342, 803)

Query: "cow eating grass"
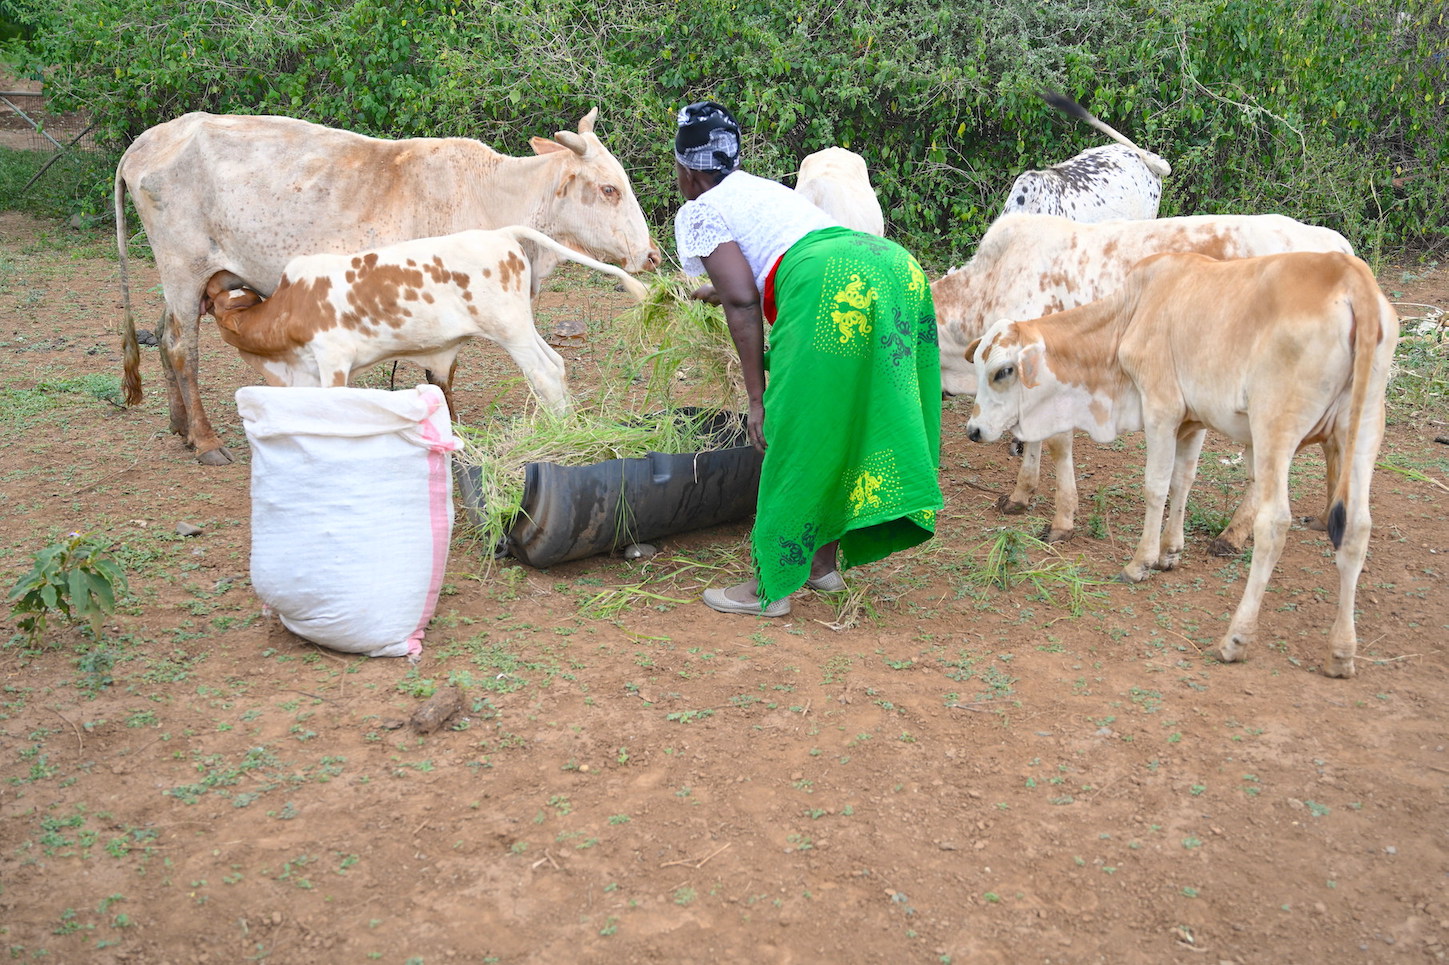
(932, 212, 1355, 549)
(200, 226, 649, 419)
(964, 251, 1398, 678)
(116, 108, 660, 465)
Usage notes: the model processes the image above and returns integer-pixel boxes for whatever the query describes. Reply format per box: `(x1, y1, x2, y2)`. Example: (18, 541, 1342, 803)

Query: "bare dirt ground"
(1, 209, 1447, 964)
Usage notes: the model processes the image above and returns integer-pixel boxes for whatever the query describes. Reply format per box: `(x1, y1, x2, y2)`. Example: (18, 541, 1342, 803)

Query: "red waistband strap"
(762, 254, 784, 326)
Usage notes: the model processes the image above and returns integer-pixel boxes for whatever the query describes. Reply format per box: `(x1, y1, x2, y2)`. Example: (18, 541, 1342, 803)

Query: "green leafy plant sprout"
(7, 532, 129, 646)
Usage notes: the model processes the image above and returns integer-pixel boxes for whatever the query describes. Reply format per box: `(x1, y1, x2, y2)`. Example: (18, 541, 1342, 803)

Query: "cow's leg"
(1212, 443, 1293, 666)
(1157, 426, 1206, 571)
(1304, 438, 1340, 533)
(422, 361, 461, 422)
(1042, 433, 1077, 542)
(155, 309, 190, 438)
(1211, 441, 1256, 557)
(1121, 421, 1180, 582)
(487, 319, 570, 416)
(1000, 440, 1040, 515)
(1323, 401, 1386, 678)
(159, 309, 233, 465)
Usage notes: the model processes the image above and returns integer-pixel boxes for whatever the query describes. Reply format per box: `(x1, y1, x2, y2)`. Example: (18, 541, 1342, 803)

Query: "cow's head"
(964, 317, 1078, 446)
(528, 108, 661, 274)
(200, 270, 264, 328)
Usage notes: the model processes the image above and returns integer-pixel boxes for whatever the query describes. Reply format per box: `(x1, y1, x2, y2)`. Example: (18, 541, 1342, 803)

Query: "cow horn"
(552, 130, 589, 157)
(576, 107, 598, 135)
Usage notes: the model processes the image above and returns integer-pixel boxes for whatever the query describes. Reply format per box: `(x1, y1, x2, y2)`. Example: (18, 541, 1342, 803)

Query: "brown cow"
(965, 251, 1398, 677)
(116, 108, 660, 464)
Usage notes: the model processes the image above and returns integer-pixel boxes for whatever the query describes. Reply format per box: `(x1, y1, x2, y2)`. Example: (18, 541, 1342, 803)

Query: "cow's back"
(795, 147, 885, 236)
(120, 112, 504, 296)
(934, 212, 1355, 394)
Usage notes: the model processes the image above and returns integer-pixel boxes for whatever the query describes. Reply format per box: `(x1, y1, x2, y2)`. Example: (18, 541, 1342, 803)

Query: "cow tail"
(1326, 264, 1389, 550)
(508, 226, 649, 302)
(115, 164, 143, 406)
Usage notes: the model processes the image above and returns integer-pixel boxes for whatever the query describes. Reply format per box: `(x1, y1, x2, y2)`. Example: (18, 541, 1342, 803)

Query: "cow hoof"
(1154, 552, 1181, 571)
(1116, 566, 1149, 584)
(996, 495, 1029, 516)
(197, 446, 235, 467)
(1302, 515, 1328, 533)
(1323, 655, 1356, 678)
(1211, 635, 1247, 664)
(1040, 525, 1075, 544)
(1208, 537, 1243, 558)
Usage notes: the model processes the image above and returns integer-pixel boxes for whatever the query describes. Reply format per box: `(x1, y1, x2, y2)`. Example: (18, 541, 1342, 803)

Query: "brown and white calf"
(201, 226, 649, 417)
(965, 251, 1398, 677)
(933, 212, 1354, 547)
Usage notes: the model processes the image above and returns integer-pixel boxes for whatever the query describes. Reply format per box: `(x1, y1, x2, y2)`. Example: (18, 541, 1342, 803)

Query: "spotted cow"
(1002, 92, 1171, 223)
(200, 226, 648, 418)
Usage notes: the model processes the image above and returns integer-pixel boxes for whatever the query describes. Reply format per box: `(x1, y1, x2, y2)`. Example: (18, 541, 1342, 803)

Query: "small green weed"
(7, 532, 128, 646)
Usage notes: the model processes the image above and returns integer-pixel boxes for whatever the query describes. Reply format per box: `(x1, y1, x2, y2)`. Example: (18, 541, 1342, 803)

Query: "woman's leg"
(810, 541, 839, 580)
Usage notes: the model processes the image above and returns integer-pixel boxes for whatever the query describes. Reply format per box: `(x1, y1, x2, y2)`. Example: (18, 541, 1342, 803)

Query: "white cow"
(933, 212, 1354, 546)
(1002, 92, 1171, 223)
(200, 227, 648, 418)
(794, 147, 886, 236)
(965, 251, 1397, 677)
(116, 108, 660, 465)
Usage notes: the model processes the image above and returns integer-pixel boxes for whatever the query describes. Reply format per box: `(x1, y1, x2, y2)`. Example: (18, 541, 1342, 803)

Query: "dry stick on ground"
(72, 458, 141, 496)
(659, 842, 731, 869)
(46, 706, 83, 753)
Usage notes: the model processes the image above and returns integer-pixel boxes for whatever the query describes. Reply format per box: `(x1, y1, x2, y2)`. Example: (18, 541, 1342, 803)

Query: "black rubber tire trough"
(455, 410, 763, 568)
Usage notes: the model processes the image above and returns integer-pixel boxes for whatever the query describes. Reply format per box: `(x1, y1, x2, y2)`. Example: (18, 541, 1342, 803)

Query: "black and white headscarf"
(674, 101, 741, 173)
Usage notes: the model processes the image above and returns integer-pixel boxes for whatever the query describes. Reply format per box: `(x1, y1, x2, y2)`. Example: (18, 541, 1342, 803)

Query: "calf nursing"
(202, 226, 648, 418)
(965, 251, 1397, 677)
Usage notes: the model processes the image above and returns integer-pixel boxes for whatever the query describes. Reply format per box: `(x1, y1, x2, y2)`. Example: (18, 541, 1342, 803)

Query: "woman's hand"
(689, 283, 721, 305)
(747, 400, 767, 453)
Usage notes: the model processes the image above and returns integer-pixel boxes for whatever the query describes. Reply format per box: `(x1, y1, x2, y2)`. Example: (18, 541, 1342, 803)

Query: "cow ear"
(964, 337, 982, 363)
(576, 107, 598, 135)
(530, 136, 566, 156)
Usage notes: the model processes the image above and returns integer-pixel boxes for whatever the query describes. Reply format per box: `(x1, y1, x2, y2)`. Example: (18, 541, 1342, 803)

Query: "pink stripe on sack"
(405, 393, 456, 655)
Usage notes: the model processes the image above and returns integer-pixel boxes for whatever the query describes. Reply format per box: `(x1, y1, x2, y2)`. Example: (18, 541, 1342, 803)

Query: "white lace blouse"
(674, 170, 838, 294)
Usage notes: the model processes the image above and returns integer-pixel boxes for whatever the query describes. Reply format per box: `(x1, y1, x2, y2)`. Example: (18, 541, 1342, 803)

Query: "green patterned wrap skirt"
(755, 226, 943, 603)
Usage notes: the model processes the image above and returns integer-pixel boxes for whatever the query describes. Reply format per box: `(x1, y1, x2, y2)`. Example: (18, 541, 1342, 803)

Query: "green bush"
(4, 0, 1446, 264)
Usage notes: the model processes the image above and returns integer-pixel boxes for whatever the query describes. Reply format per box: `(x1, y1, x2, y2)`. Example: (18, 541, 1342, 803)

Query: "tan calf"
(965, 251, 1397, 677)
(934, 212, 1354, 547)
(202, 226, 648, 418)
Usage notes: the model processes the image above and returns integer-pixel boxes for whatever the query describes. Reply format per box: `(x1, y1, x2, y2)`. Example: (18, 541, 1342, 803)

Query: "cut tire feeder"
(456, 410, 763, 568)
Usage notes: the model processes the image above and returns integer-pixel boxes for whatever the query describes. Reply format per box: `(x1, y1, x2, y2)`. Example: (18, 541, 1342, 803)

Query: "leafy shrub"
(4, 0, 1446, 263)
(7, 532, 129, 646)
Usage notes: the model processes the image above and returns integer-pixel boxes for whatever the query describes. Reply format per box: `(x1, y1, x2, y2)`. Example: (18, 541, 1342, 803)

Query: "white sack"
(237, 385, 458, 658)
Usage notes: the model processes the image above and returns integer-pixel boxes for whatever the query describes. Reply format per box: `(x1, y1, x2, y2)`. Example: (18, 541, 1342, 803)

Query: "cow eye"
(601, 184, 619, 198)
(993, 365, 1015, 383)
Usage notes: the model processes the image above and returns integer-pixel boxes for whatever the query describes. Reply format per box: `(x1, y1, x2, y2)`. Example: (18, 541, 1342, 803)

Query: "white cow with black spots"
(1001, 92, 1171, 223)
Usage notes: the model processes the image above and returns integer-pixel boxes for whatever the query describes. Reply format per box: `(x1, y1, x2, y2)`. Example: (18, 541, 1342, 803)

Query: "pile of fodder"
(453, 398, 736, 554)
(611, 274, 744, 410)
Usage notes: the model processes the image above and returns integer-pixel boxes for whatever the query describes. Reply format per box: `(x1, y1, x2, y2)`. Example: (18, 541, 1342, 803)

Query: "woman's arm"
(699, 241, 767, 452)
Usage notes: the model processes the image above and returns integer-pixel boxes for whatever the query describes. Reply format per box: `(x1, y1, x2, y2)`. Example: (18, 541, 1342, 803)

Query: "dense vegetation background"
(2, 0, 1446, 266)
